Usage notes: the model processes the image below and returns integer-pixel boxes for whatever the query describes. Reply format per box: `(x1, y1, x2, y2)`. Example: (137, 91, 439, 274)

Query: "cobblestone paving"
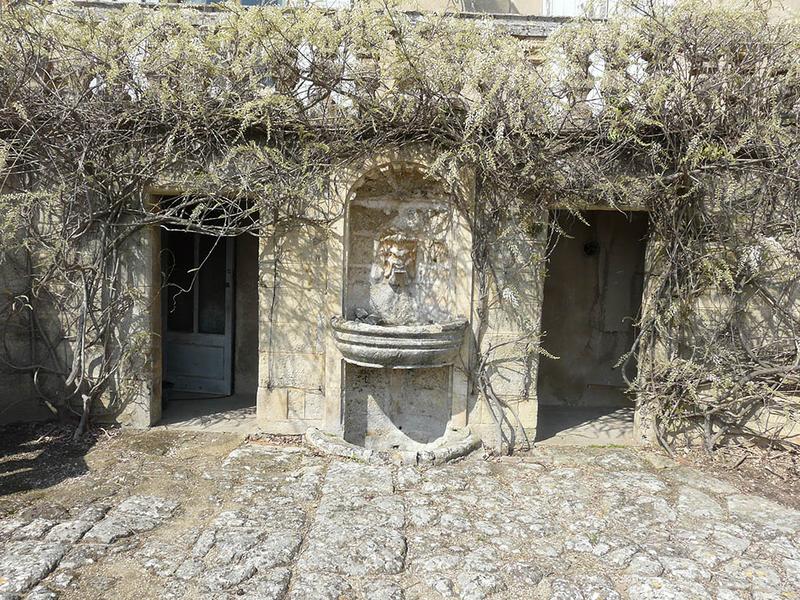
(1, 430, 799, 599)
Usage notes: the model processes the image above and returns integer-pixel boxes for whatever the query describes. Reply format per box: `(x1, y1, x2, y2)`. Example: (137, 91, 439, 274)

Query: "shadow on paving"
(535, 406, 635, 445)
(0, 422, 97, 498)
(158, 393, 257, 434)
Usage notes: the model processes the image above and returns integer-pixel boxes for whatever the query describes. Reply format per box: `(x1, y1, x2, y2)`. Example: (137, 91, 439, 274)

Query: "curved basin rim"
(341, 357, 458, 369)
(331, 317, 468, 335)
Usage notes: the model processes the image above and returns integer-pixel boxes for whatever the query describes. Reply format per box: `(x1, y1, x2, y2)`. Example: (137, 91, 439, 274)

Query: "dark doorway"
(162, 231, 234, 396)
(536, 210, 648, 444)
(159, 229, 259, 431)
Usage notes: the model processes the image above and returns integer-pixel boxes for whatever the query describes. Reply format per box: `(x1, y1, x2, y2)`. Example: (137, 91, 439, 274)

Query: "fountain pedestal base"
(305, 426, 482, 466)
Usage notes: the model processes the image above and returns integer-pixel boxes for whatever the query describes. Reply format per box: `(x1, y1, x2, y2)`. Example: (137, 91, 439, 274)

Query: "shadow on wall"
(0, 221, 161, 427)
(0, 423, 95, 498)
(0, 242, 57, 426)
(343, 365, 451, 449)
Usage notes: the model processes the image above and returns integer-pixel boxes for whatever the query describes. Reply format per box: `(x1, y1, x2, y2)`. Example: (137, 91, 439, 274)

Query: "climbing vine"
(0, 0, 798, 451)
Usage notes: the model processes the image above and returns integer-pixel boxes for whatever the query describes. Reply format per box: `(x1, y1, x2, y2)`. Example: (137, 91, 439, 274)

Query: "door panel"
(198, 235, 228, 334)
(163, 232, 234, 395)
(165, 338, 226, 383)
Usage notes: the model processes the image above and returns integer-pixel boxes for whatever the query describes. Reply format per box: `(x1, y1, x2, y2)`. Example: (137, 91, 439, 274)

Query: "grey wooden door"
(163, 232, 234, 395)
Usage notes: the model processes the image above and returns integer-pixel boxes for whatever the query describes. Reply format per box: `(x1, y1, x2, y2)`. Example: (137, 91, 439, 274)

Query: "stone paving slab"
(0, 430, 799, 599)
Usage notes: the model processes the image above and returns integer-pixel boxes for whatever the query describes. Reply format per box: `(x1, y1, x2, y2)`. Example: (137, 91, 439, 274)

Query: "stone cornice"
(69, 1, 573, 38)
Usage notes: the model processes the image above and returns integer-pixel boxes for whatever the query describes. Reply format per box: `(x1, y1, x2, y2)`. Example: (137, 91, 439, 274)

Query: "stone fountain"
(306, 166, 480, 465)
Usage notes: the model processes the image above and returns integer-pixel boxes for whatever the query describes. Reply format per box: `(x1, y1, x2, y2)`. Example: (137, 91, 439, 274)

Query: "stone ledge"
(259, 419, 323, 435)
(69, 2, 571, 39)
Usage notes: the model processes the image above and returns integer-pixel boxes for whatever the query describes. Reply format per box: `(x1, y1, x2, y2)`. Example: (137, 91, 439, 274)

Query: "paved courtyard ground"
(1, 427, 799, 600)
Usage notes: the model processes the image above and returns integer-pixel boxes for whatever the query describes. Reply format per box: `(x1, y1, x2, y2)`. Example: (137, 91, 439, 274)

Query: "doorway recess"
(162, 231, 234, 396)
(536, 210, 648, 445)
(158, 228, 259, 432)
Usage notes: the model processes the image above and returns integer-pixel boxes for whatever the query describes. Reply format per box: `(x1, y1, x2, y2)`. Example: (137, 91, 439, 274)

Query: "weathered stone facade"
(4, 149, 798, 452)
(2, 2, 799, 453)
(253, 152, 542, 450)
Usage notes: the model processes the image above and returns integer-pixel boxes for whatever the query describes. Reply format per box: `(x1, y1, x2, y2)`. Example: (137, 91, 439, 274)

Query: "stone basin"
(331, 317, 468, 368)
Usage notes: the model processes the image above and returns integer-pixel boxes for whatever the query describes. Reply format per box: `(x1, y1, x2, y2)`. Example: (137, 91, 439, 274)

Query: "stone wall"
(0, 215, 162, 428)
(111, 223, 162, 428)
(256, 223, 328, 433)
(467, 215, 548, 447)
(0, 244, 43, 425)
(4, 160, 795, 452)
(234, 234, 259, 397)
(662, 229, 800, 446)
